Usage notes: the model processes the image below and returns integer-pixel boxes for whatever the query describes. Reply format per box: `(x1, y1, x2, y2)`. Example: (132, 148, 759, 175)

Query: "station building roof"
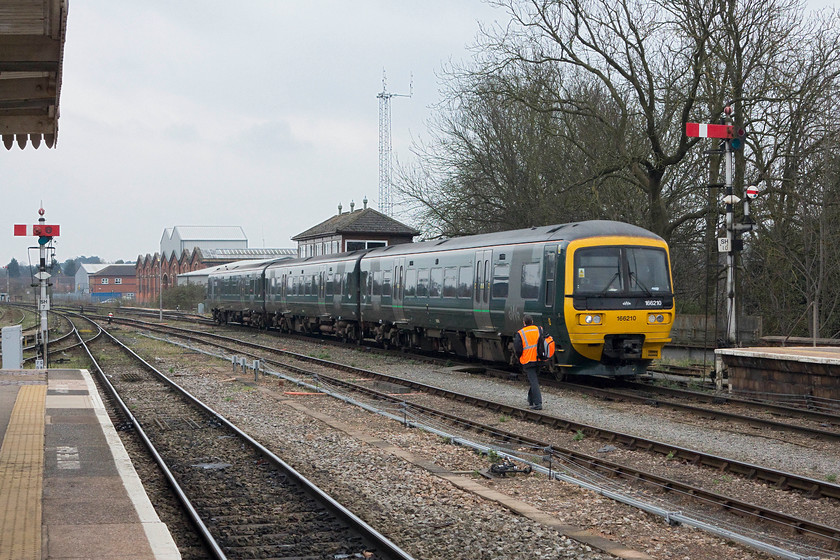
(292, 207, 419, 241)
(0, 0, 68, 150)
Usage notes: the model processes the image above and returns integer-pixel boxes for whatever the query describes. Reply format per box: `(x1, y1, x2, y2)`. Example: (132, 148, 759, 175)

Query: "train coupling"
(489, 458, 532, 477)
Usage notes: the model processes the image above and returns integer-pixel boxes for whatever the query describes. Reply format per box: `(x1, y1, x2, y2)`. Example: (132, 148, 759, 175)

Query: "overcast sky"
(2, 0, 834, 265)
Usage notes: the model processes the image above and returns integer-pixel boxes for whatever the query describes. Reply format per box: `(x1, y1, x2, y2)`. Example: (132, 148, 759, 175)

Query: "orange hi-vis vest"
(518, 324, 541, 365)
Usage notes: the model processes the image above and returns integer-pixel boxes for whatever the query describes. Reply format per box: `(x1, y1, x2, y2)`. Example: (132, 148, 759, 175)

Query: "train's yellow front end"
(562, 235, 674, 375)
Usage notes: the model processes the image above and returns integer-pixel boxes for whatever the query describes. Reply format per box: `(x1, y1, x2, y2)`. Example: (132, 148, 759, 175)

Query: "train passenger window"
(457, 266, 472, 298)
(382, 271, 392, 297)
(325, 273, 333, 296)
(492, 263, 509, 298)
(398, 265, 404, 299)
(430, 267, 443, 297)
(417, 269, 429, 297)
(443, 267, 458, 298)
(373, 271, 382, 295)
(361, 271, 370, 297)
(304, 276, 311, 296)
(521, 263, 540, 300)
(405, 269, 417, 297)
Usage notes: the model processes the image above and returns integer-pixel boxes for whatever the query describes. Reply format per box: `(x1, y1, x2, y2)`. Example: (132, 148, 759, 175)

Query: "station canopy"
(0, 0, 68, 150)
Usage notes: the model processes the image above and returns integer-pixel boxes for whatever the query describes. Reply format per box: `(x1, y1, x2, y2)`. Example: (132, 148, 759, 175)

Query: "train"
(206, 220, 674, 378)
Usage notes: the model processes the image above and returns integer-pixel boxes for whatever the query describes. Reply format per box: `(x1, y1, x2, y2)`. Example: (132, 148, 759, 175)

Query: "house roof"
(78, 264, 109, 275)
(0, 0, 68, 150)
(91, 264, 136, 277)
(292, 208, 419, 241)
(161, 226, 247, 243)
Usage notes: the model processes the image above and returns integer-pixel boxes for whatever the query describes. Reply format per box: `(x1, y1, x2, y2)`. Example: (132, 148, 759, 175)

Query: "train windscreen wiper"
(629, 272, 653, 296)
(600, 272, 621, 294)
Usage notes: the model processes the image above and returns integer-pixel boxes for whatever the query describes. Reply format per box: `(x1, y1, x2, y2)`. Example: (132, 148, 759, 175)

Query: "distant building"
(136, 226, 294, 304)
(160, 226, 248, 255)
(292, 200, 419, 258)
(88, 264, 137, 301)
(75, 264, 109, 294)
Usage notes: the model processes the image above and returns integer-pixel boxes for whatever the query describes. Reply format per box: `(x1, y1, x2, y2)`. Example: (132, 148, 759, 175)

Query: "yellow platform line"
(0, 385, 47, 560)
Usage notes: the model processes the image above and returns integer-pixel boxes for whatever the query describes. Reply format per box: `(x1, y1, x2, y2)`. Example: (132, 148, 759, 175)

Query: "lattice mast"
(376, 70, 411, 216)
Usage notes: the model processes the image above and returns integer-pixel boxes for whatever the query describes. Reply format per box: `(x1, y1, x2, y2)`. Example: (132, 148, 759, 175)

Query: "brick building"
(88, 264, 138, 301)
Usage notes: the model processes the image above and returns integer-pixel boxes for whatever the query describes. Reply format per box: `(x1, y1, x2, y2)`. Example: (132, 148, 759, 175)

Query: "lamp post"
(159, 255, 163, 321)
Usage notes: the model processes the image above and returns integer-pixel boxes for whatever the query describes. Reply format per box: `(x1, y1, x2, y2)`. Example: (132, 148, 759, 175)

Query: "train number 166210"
(616, 315, 636, 321)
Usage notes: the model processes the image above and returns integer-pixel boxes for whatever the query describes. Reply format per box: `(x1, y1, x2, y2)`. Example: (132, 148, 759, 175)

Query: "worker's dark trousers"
(523, 362, 542, 407)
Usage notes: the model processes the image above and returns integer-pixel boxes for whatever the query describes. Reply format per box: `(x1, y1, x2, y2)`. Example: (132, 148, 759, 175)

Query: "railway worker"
(108, 312, 113, 324)
(514, 315, 542, 410)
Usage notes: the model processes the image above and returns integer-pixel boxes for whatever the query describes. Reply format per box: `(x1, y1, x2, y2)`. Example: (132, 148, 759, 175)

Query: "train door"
(318, 265, 327, 315)
(544, 245, 558, 315)
(474, 250, 492, 329)
(392, 257, 406, 323)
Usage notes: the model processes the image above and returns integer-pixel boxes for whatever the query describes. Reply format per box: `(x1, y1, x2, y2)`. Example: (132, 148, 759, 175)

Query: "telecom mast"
(376, 70, 411, 216)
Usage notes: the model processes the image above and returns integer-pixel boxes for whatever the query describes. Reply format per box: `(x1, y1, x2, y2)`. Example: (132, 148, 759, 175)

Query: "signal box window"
(115, 278, 122, 285)
(101, 278, 109, 285)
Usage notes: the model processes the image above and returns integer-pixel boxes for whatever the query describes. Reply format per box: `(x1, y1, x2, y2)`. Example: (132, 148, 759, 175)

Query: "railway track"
(95, 314, 840, 557)
(73, 314, 414, 560)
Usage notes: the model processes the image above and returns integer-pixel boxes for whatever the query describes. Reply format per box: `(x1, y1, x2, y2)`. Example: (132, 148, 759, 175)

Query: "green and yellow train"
(208, 220, 674, 378)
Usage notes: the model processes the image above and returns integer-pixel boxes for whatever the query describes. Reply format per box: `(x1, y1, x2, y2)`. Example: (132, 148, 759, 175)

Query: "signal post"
(14, 207, 60, 368)
(687, 109, 755, 346)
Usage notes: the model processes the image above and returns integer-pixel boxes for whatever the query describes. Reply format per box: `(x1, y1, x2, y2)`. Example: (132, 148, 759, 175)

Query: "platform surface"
(716, 345, 840, 364)
(0, 369, 180, 559)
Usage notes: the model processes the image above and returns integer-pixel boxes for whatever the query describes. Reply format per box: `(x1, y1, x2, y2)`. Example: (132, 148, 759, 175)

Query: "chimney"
(338, 203, 343, 214)
(363, 196, 368, 209)
(350, 200, 355, 212)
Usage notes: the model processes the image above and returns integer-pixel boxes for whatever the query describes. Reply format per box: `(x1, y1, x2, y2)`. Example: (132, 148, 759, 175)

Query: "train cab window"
(574, 247, 624, 293)
(457, 266, 472, 298)
(626, 247, 671, 293)
(521, 263, 540, 300)
(492, 263, 509, 298)
(405, 269, 417, 297)
(382, 271, 392, 297)
(430, 267, 443, 297)
(443, 267, 458, 298)
(417, 268, 429, 297)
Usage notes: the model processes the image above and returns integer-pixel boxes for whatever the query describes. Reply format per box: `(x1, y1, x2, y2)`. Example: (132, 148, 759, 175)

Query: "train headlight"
(648, 313, 666, 323)
(580, 314, 603, 325)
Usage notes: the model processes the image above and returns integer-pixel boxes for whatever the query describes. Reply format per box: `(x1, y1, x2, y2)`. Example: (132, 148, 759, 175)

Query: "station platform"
(0, 368, 180, 560)
(716, 346, 840, 401)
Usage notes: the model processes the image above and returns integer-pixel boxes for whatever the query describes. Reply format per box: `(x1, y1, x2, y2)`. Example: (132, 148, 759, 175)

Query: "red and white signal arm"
(14, 224, 60, 236)
(745, 185, 759, 199)
(686, 122, 733, 139)
(32, 224, 60, 237)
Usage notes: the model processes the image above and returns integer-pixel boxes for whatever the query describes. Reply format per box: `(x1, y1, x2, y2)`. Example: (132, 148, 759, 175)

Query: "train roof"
(364, 220, 663, 257)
